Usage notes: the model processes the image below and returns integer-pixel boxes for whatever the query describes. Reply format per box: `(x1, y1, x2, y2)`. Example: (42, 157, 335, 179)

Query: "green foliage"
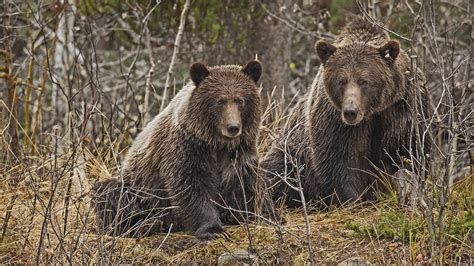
(344, 208, 423, 243)
(76, 0, 265, 50)
(448, 210, 474, 239)
(329, 0, 354, 32)
(188, 0, 264, 48)
(77, 0, 126, 15)
(345, 194, 473, 246)
(388, 13, 415, 48)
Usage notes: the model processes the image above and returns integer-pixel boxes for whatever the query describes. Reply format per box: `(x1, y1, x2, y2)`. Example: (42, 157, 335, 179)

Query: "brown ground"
(1, 172, 471, 264)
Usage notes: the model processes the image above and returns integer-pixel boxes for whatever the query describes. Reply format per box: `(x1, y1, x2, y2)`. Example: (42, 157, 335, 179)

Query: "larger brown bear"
(93, 60, 271, 239)
(261, 18, 430, 207)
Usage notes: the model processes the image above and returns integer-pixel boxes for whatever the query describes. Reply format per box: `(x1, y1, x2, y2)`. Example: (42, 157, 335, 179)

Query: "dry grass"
(0, 178, 406, 264)
(2, 176, 471, 264)
(1, 92, 472, 264)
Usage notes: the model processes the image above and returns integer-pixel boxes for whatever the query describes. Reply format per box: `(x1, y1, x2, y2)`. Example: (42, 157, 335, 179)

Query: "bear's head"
(186, 60, 262, 147)
(316, 40, 403, 125)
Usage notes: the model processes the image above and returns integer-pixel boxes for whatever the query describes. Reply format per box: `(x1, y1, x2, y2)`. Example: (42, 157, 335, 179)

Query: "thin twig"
(160, 0, 191, 112)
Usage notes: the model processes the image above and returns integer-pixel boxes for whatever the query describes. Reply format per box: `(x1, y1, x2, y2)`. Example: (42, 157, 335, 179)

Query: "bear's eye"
(217, 99, 226, 105)
(235, 98, 245, 106)
(358, 80, 369, 87)
(338, 79, 347, 86)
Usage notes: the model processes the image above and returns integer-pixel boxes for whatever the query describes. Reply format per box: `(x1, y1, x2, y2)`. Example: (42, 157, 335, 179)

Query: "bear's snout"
(342, 104, 364, 125)
(341, 83, 365, 125)
(220, 102, 242, 138)
(343, 106, 358, 122)
(342, 103, 364, 125)
(222, 122, 242, 138)
(226, 123, 241, 137)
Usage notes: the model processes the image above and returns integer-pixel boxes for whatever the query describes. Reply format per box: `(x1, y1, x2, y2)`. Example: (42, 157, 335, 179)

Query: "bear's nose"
(342, 107, 358, 122)
(227, 124, 241, 136)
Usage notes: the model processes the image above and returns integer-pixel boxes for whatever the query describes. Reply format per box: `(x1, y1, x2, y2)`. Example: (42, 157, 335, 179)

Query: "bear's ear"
(315, 41, 337, 63)
(379, 40, 400, 60)
(242, 60, 262, 83)
(190, 63, 210, 85)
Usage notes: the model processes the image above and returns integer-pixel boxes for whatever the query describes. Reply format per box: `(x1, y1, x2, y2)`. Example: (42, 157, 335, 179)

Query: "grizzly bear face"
(186, 61, 262, 146)
(316, 40, 402, 125)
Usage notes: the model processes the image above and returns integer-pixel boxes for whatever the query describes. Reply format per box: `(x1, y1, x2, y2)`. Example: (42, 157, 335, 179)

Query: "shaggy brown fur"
(93, 60, 273, 239)
(261, 18, 430, 207)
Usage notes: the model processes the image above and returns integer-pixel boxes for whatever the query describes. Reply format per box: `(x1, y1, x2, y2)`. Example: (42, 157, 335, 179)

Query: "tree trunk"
(251, 7, 292, 100)
(1, 0, 19, 163)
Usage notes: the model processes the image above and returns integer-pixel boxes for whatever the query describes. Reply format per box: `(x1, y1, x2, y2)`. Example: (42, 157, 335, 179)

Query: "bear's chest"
(212, 149, 239, 188)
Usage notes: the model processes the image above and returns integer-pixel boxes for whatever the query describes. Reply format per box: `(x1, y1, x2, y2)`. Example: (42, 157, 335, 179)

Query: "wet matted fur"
(92, 60, 274, 239)
(261, 18, 431, 208)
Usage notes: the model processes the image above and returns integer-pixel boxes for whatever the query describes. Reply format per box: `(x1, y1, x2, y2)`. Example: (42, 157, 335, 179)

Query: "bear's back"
(121, 83, 196, 179)
(335, 18, 389, 47)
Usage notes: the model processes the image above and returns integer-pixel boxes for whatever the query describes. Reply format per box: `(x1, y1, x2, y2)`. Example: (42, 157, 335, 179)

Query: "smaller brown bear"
(93, 60, 274, 239)
(261, 18, 430, 207)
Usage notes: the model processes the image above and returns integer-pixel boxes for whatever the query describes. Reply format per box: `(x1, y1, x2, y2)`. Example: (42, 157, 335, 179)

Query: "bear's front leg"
(169, 154, 228, 240)
(193, 212, 230, 240)
(172, 179, 227, 240)
(219, 155, 281, 225)
(189, 201, 230, 240)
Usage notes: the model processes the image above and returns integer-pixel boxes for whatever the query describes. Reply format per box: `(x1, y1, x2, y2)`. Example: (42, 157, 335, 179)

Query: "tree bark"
(250, 4, 292, 99)
(1, 0, 19, 163)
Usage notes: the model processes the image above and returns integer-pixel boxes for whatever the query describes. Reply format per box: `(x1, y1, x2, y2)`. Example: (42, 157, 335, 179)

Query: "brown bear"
(261, 18, 430, 208)
(93, 60, 274, 239)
